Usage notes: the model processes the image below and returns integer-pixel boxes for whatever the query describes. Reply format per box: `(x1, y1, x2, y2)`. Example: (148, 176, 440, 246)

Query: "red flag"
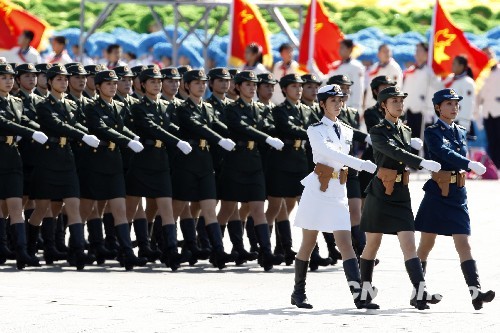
(298, 0, 344, 74)
(0, 0, 51, 50)
(228, 0, 272, 69)
(429, 0, 489, 80)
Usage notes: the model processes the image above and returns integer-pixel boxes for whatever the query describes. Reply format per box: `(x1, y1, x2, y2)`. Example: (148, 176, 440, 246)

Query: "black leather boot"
(245, 216, 259, 253)
(67, 223, 88, 270)
(25, 209, 43, 251)
(206, 222, 233, 269)
(87, 218, 116, 263)
(291, 258, 313, 308)
(12, 223, 40, 270)
(351, 225, 366, 259)
(55, 214, 68, 252)
(421, 261, 427, 276)
(309, 244, 332, 271)
(150, 216, 163, 253)
(180, 218, 210, 264)
(133, 218, 161, 262)
(102, 212, 119, 254)
(273, 222, 284, 256)
(115, 223, 148, 271)
(41, 217, 67, 264)
(322, 232, 342, 265)
(276, 220, 296, 266)
(227, 220, 258, 265)
(343, 258, 380, 309)
(360, 258, 378, 304)
(254, 223, 284, 271)
(460, 259, 495, 310)
(0, 218, 14, 263)
(196, 216, 212, 255)
(161, 224, 186, 271)
(26, 222, 40, 258)
(405, 257, 442, 310)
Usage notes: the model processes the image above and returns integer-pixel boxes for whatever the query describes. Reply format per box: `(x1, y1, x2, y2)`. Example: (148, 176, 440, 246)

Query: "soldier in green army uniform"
(216, 70, 286, 269)
(34, 63, 52, 98)
(175, 65, 192, 100)
(359, 86, 442, 310)
(256, 73, 278, 108)
(125, 67, 193, 271)
(300, 74, 322, 123)
(160, 67, 183, 109)
(171, 69, 234, 269)
(265, 73, 311, 267)
(83, 65, 102, 100)
(0, 63, 48, 269)
(130, 65, 148, 101)
(226, 68, 240, 101)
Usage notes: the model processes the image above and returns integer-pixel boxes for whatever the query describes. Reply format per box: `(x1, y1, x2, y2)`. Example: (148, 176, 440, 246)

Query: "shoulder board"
(114, 100, 124, 107)
(373, 122, 385, 129)
(255, 101, 265, 108)
(11, 96, 22, 102)
(66, 100, 77, 106)
(228, 100, 238, 107)
(456, 124, 466, 130)
(158, 99, 169, 107)
(82, 96, 93, 104)
(311, 122, 323, 127)
(130, 96, 140, 104)
(347, 106, 358, 113)
(427, 123, 439, 129)
(402, 123, 411, 130)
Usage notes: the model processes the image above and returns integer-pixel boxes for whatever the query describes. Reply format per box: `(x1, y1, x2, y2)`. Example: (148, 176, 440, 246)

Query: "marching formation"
(0, 55, 495, 311)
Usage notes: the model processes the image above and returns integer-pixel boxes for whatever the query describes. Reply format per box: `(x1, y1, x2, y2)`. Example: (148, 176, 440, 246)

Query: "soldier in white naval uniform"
(290, 84, 378, 310)
(365, 44, 403, 108)
(328, 39, 365, 111)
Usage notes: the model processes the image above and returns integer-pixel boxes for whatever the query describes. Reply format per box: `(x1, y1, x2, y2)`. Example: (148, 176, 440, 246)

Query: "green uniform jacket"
(15, 90, 44, 168)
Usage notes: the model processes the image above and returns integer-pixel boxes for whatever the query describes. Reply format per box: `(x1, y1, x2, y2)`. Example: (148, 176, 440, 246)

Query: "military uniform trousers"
(126, 146, 172, 198)
(415, 179, 470, 236)
(31, 143, 80, 200)
(217, 146, 266, 202)
(266, 146, 308, 197)
(360, 176, 415, 234)
(0, 144, 24, 199)
(78, 146, 126, 200)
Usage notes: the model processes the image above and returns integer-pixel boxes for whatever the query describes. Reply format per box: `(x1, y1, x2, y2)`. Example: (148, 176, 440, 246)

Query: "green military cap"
(228, 68, 240, 78)
(64, 62, 82, 69)
(377, 86, 408, 103)
(177, 65, 192, 77)
(208, 67, 231, 80)
(301, 73, 322, 85)
(257, 72, 278, 85)
(15, 63, 39, 75)
(139, 66, 163, 82)
(84, 64, 102, 75)
(130, 65, 148, 77)
(370, 75, 397, 90)
(160, 67, 181, 80)
(94, 70, 119, 85)
(279, 73, 304, 88)
(233, 70, 259, 84)
(46, 64, 70, 79)
(0, 63, 16, 75)
(35, 63, 53, 74)
(66, 64, 89, 76)
(183, 69, 208, 83)
(327, 74, 353, 86)
(114, 65, 134, 78)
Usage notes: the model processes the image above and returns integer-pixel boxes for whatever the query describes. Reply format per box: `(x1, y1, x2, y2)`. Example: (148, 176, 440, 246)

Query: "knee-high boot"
(254, 223, 284, 271)
(322, 232, 342, 265)
(206, 222, 234, 269)
(460, 259, 495, 310)
(133, 218, 161, 262)
(0, 218, 14, 263)
(245, 216, 259, 252)
(11, 222, 40, 270)
(115, 223, 148, 271)
(41, 217, 67, 264)
(227, 220, 258, 265)
(405, 257, 442, 310)
(291, 258, 313, 308)
(343, 258, 379, 309)
(275, 220, 296, 266)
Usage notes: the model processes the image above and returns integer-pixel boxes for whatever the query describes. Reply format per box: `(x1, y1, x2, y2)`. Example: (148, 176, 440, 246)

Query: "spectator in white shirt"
(70, 44, 94, 66)
(364, 44, 403, 108)
(272, 43, 300, 105)
(240, 43, 268, 75)
(0, 30, 42, 64)
(104, 44, 127, 69)
(45, 36, 73, 64)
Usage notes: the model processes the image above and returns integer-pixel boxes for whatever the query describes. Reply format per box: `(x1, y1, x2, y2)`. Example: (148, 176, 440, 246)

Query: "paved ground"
(1, 177, 499, 332)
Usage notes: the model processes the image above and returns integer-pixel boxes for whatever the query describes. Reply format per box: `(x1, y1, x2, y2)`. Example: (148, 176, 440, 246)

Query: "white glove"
(364, 135, 372, 145)
(127, 140, 144, 153)
(265, 137, 285, 150)
(468, 161, 486, 175)
(218, 138, 236, 151)
(360, 160, 377, 174)
(32, 131, 48, 144)
(176, 140, 192, 155)
(420, 159, 441, 173)
(133, 136, 140, 141)
(410, 138, 423, 150)
(82, 134, 100, 148)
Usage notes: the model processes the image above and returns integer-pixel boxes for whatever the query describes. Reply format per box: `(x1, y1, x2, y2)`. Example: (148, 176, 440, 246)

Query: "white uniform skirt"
(293, 172, 351, 232)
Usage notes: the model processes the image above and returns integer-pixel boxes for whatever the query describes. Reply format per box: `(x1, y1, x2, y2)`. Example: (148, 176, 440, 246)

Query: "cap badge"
(268, 74, 273, 80)
(109, 71, 116, 77)
(28, 64, 34, 69)
(172, 68, 178, 75)
(153, 68, 160, 74)
(5, 65, 12, 71)
(449, 89, 456, 95)
(249, 72, 255, 78)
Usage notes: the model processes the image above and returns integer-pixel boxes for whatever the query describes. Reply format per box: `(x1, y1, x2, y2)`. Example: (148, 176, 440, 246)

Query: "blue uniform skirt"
(414, 180, 470, 236)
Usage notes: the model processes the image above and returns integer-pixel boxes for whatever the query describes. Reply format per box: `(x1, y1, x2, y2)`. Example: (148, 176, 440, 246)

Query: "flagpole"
(427, 0, 438, 70)
(307, 0, 316, 72)
(227, 0, 235, 67)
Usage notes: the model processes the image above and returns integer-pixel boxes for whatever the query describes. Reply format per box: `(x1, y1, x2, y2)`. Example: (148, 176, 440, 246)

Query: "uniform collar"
(321, 116, 339, 127)
(437, 118, 453, 130)
(0, 94, 9, 103)
(145, 96, 159, 105)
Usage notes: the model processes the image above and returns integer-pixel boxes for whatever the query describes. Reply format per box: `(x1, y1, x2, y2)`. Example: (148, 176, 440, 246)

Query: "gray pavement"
(1, 178, 499, 332)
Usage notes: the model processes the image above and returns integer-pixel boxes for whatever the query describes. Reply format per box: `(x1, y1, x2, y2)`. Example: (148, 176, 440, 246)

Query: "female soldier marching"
(359, 86, 443, 310)
(291, 84, 379, 309)
(415, 89, 495, 310)
(0, 63, 48, 269)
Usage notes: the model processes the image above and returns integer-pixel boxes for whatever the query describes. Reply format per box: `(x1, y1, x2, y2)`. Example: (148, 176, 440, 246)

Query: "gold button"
(457, 148, 460, 151)
(160, 121, 164, 125)
(399, 161, 403, 164)
(115, 125, 118, 128)
(45, 145, 49, 149)
(93, 149, 97, 153)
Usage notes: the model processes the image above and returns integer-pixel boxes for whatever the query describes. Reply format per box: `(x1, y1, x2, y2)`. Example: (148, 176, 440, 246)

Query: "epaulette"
(11, 96, 22, 102)
(114, 100, 124, 107)
(427, 123, 440, 129)
(311, 122, 323, 127)
(373, 122, 385, 128)
(158, 99, 169, 107)
(66, 99, 77, 106)
(456, 124, 466, 130)
(129, 96, 140, 104)
(402, 123, 411, 130)
(347, 106, 359, 113)
(255, 101, 265, 108)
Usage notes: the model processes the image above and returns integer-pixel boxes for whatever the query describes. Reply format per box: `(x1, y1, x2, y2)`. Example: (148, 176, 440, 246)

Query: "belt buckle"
(395, 174, 402, 182)
(109, 142, 116, 151)
(247, 141, 255, 150)
(6, 136, 14, 145)
(199, 139, 207, 150)
(331, 171, 339, 179)
(59, 137, 67, 147)
(155, 140, 162, 148)
(293, 139, 301, 150)
(450, 175, 457, 183)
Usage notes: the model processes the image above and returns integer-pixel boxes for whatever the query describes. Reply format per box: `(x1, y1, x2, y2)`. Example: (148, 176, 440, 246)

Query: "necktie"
(333, 123, 341, 139)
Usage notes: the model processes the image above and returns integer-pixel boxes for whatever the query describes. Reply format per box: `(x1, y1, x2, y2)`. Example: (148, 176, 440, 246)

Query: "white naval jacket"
(442, 73, 475, 130)
(328, 58, 365, 111)
(301, 116, 364, 198)
(477, 65, 500, 119)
